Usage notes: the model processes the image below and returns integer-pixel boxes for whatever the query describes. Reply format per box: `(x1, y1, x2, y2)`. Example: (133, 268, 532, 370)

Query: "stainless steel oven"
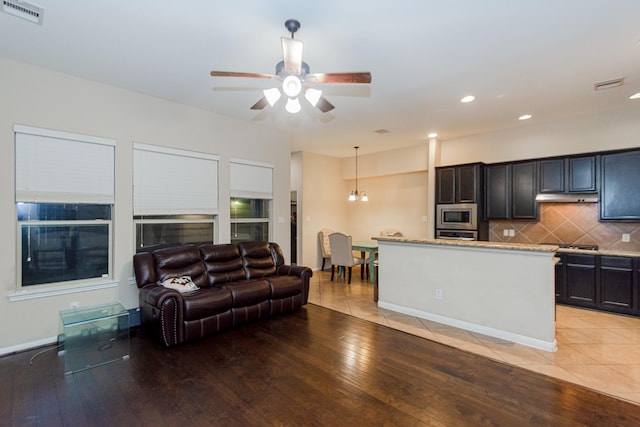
(436, 203, 478, 230)
(436, 229, 478, 241)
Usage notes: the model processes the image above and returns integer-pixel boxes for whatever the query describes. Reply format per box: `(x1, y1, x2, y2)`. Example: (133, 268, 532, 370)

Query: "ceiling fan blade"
(306, 72, 372, 84)
(250, 97, 269, 110)
(210, 71, 279, 80)
(281, 37, 303, 75)
(316, 96, 335, 113)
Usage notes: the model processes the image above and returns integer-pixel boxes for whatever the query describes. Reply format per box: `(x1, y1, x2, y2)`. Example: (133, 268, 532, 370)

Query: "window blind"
(14, 125, 115, 204)
(133, 143, 219, 215)
(230, 159, 273, 199)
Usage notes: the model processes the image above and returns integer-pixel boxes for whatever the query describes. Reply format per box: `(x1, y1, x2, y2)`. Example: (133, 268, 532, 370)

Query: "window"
(134, 215, 216, 252)
(14, 125, 115, 289)
(230, 160, 273, 244)
(133, 143, 219, 251)
(18, 203, 111, 286)
(230, 198, 270, 244)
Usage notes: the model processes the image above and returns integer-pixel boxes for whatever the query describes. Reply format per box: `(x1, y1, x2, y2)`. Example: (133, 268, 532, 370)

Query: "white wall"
(377, 240, 557, 351)
(0, 57, 291, 353)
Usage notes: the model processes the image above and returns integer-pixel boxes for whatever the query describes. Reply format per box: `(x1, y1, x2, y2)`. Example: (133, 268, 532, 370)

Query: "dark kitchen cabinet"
(484, 164, 510, 219)
(565, 254, 597, 308)
(538, 155, 597, 195)
(600, 150, 640, 220)
(436, 164, 483, 204)
(568, 156, 597, 193)
(600, 256, 634, 312)
(556, 253, 640, 316)
(539, 159, 565, 193)
(511, 161, 538, 219)
(436, 167, 456, 204)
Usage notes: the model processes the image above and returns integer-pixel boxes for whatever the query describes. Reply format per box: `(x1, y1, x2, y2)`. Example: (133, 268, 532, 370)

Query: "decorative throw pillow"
(158, 276, 199, 293)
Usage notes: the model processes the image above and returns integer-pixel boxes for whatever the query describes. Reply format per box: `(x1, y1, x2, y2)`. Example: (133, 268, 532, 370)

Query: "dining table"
(352, 240, 378, 283)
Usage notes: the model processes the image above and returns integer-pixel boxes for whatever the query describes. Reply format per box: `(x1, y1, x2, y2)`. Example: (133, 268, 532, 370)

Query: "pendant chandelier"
(348, 146, 368, 202)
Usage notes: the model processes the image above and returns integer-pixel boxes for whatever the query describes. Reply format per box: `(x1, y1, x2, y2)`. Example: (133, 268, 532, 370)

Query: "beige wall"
(439, 107, 640, 166)
(296, 147, 430, 269)
(0, 57, 291, 353)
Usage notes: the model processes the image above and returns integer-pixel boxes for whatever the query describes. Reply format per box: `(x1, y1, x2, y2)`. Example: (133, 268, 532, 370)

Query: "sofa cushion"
(153, 245, 208, 288)
(265, 275, 302, 299)
(199, 244, 246, 285)
(221, 279, 271, 307)
(237, 241, 276, 279)
(182, 287, 233, 321)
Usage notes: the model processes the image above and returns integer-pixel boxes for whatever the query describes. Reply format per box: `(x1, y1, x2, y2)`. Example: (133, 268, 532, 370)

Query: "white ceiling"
(1, 0, 639, 158)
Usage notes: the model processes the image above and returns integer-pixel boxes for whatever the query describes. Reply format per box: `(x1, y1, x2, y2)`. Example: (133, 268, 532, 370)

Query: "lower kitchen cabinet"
(556, 253, 640, 316)
(600, 256, 634, 312)
(565, 254, 597, 309)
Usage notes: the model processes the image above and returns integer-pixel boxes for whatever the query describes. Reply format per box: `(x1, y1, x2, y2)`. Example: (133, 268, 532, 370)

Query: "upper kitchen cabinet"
(601, 150, 640, 220)
(484, 164, 510, 219)
(511, 161, 538, 219)
(539, 159, 565, 193)
(568, 155, 598, 193)
(538, 155, 598, 194)
(436, 163, 483, 204)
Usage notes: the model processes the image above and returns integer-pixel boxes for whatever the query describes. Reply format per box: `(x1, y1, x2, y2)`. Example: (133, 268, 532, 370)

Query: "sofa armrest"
(276, 265, 313, 304)
(138, 284, 184, 347)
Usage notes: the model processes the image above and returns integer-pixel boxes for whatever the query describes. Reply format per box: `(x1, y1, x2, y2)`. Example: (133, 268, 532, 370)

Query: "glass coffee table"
(59, 302, 130, 375)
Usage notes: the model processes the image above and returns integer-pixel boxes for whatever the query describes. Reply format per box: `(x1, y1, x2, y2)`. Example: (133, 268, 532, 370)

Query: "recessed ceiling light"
(428, 133, 438, 138)
(630, 92, 640, 100)
(518, 114, 532, 121)
(460, 95, 476, 103)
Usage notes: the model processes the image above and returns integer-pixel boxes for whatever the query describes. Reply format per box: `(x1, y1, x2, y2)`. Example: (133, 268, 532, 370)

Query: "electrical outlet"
(509, 229, 515, 237)
(503, 229, 509, 236)
(70, 301, 79, 309)
(435, 289, 443, 300)
(622, 233, 631, 243)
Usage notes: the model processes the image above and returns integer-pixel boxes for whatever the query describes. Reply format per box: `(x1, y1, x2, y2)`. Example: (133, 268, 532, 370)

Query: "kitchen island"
(375, 237, 558, 351)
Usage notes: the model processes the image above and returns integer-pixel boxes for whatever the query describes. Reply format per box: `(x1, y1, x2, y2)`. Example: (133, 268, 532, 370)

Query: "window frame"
(13, 125, 116, 295)
(133, 214, 218, 253)
(17, 210, 114, 290)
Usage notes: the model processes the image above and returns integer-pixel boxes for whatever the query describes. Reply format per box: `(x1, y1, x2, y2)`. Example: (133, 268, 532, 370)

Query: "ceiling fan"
(210, 19, 372, 114)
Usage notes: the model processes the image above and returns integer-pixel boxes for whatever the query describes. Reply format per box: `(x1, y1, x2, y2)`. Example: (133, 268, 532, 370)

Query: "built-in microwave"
(436, 203, 478, 230)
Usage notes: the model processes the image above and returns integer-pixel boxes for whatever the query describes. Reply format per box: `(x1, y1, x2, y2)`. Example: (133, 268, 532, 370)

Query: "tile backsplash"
(489, 202, 640, 252)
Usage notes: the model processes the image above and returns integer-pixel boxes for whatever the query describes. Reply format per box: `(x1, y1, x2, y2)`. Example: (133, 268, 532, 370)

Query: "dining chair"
(329, 232, 366, 284)
(318, 228, 333, 271)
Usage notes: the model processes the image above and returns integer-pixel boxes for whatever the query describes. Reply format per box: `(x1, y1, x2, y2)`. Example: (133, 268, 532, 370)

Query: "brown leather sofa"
(133, 241, 312, 347)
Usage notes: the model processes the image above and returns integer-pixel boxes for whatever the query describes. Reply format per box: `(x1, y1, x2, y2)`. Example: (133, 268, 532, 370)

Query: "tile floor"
(308, 269, 640, 405)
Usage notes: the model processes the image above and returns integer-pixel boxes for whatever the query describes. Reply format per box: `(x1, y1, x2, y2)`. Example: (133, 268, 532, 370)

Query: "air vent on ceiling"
(594, 77, 624, 91)
(2, 0, 44, 25)
(373, 129, 391, 134)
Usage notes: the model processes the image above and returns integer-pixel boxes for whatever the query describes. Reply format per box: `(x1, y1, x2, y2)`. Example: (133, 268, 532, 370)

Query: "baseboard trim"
(0, 336, 58, 357)
(377, 301, 557, 352)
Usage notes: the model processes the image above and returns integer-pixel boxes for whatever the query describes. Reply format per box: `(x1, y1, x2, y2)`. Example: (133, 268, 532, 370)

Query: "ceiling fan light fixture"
(304, 88, 322, 106)
(285, 97, 301, 114)
(282, 75, 302, 97)
(263, 87, 281, 106)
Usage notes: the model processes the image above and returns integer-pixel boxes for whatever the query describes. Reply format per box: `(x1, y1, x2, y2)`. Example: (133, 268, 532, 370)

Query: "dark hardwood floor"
(2, 303, 640, 426)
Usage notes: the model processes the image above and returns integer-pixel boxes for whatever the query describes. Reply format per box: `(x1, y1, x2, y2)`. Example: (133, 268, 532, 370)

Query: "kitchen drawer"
(600, 256, 632, 269)
(566, 254, 596, 265)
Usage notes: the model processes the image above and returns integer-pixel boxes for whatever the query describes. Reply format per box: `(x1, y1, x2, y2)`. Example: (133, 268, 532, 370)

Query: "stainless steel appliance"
(436, 229, 478, 240)
(436, 203, 478, 230)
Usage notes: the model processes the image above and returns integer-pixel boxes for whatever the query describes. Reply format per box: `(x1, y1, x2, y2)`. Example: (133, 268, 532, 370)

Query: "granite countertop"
(373, 237, 558, 253)
(557, 247, 640, 258)
(374, 236, 640, 258)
